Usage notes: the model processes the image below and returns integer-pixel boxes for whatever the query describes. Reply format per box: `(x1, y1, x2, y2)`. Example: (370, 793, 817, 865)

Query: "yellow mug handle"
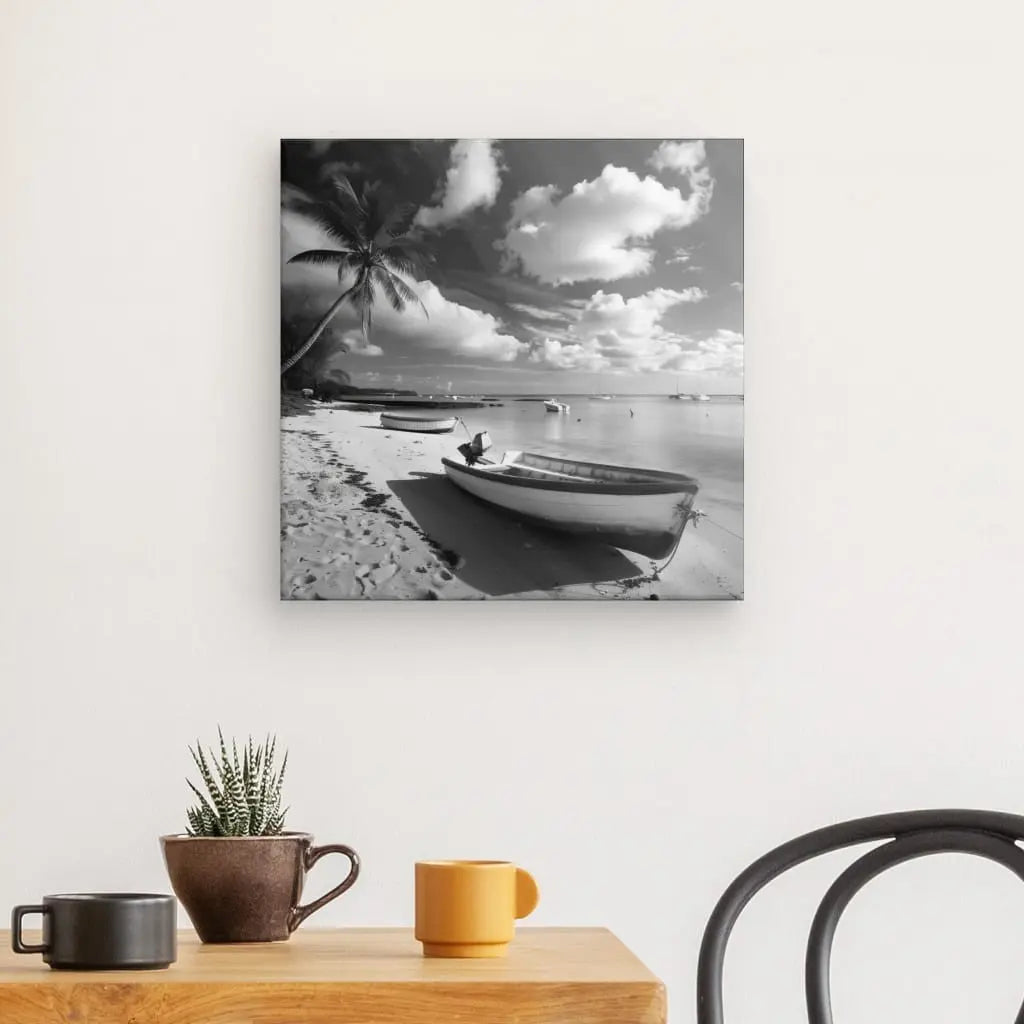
(515, 867, 539, 919)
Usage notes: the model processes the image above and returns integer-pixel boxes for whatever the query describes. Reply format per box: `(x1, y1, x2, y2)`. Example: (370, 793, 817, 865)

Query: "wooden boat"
(380, 412, 457, 434)
(543, 400, 570, 413)
(441, 450, 700, 559)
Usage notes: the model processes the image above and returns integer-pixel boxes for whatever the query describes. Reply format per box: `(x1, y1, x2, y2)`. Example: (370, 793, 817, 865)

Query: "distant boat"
(668, 378, 687, 400)
(543, 399, 570, 414)
(692, 393, 711, 402)
(596, 394, 612, 400)
(441, 450, 700, 559)
(380, 412, 457, 434)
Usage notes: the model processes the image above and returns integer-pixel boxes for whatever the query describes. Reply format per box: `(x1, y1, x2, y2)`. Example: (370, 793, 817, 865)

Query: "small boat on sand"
(380, 412, 457, 434)
(442, 450, 700, 559)
(543, 399, 570, 413)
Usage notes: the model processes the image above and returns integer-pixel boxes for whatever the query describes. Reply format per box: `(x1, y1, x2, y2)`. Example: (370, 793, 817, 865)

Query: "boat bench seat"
(505, 463, 644, 485)
(504, 465, 581, 482)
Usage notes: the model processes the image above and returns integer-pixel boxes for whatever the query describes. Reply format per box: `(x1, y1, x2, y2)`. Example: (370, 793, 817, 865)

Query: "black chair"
(696, 810, 1024, 1023)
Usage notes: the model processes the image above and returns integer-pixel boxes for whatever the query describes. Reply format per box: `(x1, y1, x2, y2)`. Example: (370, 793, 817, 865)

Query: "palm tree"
(281, 175, 432, 376)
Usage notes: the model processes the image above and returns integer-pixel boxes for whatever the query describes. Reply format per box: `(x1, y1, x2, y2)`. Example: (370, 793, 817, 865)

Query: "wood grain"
(0, 927, 666, 1024)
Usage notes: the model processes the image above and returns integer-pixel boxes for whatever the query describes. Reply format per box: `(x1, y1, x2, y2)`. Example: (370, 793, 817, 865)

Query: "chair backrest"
(696, 810, 1024, 1024)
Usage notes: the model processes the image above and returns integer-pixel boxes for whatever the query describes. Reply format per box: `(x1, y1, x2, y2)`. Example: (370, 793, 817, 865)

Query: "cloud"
(531, 326, 743, 377)
(497, 162, 713, 285)
(527, 286, 720, 374)
(507, 302, 573, 322)
(579, 287, 706, 335)
(730, 281, 743, 291)
(528, 338, 610, 372)
(292, 275, 525, 363)
(414, 140, 503, 230)
(649, 140, 707, 176)
(666, 247, 693, 266)
(677, 329, 744, 375)
(339, 331, 383, 357)
(400, 281, 524, 361)
(282, 203, 524, 363)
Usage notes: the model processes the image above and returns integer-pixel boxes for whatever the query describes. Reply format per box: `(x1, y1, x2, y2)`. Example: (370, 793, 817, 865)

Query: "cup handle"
(515, 868, 539, 919)
(11, 905, 48, 955)
(288, 843, 361, 933)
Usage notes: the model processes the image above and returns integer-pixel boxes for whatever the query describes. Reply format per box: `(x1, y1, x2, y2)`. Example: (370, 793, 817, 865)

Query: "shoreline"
(281, 398, 743, 600)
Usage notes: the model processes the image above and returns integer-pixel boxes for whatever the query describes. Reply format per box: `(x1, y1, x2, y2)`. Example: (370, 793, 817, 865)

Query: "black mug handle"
(11, 905, 48, 955)
(288, 843, 360, 933)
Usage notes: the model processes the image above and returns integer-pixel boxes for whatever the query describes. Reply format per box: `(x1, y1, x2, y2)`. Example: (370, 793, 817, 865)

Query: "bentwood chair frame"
(696, 809, 1024, 1024)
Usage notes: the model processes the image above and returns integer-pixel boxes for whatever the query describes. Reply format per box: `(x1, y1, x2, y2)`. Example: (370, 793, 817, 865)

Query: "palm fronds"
(281, 172, 434, 376)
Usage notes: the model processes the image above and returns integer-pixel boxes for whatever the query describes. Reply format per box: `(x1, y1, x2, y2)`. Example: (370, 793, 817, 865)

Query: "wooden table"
(0, 927, 666, 1024)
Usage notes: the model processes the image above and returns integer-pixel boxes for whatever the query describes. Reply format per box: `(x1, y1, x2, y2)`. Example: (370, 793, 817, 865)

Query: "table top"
(0, 927, 666, 1024)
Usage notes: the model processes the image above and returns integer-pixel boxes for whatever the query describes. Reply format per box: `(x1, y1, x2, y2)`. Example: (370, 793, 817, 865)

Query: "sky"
(281, 139, 743, 395)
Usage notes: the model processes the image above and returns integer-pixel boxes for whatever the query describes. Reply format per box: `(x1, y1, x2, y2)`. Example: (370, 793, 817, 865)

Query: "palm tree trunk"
(280, 282, 359, 376)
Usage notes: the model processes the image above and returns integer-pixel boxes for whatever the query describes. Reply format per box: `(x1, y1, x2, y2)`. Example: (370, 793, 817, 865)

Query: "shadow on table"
(386, 472, 643, 597)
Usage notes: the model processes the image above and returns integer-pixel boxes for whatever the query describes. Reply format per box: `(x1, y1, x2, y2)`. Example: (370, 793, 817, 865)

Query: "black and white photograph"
(281, 139, 743, 599)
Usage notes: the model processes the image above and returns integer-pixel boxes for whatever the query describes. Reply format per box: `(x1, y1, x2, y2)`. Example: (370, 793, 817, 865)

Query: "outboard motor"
(457, 431, 492, 466)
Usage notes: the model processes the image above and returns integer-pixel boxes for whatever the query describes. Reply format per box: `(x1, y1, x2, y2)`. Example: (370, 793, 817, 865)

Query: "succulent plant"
(185, 729, 289, 837)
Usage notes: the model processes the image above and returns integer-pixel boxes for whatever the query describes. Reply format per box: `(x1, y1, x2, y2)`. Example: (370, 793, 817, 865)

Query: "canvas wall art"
(281, 139, 743, 600)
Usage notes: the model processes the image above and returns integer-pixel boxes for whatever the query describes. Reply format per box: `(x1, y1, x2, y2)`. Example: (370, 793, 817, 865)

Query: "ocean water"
(448, 395, 744, 530)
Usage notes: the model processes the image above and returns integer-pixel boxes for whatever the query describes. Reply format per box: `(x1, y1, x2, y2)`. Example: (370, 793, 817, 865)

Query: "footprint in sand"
(369, 563, 398, 587)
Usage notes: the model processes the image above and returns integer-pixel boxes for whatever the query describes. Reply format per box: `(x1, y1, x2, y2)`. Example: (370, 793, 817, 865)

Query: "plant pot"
(160, 832, 359, 943)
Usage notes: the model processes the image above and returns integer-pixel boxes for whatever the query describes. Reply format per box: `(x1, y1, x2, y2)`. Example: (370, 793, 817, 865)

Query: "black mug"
(11, 893, 176, 970)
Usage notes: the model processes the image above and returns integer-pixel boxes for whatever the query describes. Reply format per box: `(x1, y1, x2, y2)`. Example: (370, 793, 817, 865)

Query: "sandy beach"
(281, 397, 743, 600)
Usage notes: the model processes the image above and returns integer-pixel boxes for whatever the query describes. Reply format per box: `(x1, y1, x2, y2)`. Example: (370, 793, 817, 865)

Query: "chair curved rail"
(696, 810, 1024, 1024)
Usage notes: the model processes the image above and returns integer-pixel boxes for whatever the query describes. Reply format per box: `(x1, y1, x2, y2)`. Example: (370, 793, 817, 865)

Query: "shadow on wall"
(387, 472, 643, 597)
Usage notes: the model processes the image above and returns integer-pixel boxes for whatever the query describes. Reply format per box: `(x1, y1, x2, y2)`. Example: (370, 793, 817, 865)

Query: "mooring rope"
(652, 508, 743, 575)
(698, 514, 744, 542)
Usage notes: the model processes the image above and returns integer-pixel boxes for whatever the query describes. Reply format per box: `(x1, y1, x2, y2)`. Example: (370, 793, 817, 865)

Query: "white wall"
(2, 0, 1023, 1020)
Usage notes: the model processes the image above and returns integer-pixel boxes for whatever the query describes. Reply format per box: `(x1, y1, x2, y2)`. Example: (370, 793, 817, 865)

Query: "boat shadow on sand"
(387, 472, 644, 597)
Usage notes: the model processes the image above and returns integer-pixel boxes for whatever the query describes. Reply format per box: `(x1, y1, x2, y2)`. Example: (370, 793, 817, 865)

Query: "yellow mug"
(415, 860, 540, 958)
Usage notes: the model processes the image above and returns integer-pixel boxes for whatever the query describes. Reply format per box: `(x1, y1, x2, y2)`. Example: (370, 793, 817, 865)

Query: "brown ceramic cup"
(161, 832, 359, 943)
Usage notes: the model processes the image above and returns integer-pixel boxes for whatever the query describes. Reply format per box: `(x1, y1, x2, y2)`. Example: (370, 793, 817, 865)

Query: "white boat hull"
(442, 452, 698, 559)
(380, 413, 457, 434)
(543, 401, 570, 413)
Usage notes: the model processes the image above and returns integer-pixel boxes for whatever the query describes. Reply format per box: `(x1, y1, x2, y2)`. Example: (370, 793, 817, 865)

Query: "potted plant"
(161, 730, 359, 943)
